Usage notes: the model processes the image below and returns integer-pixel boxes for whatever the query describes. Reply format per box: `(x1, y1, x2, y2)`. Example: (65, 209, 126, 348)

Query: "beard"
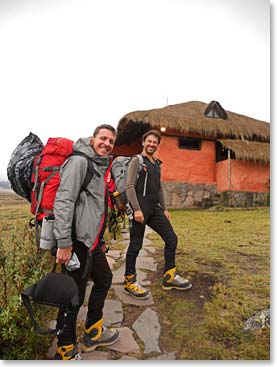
(144, 146, 157, 155)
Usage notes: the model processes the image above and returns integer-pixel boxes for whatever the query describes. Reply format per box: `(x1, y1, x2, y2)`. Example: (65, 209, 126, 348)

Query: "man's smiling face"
(91, 128, 116, 156)
(143, 134, 159, 156)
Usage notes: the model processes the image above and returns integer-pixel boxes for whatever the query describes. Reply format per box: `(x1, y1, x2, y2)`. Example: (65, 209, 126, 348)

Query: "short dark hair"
(142, 130, 161, 144)
(93, 124, 117, 138)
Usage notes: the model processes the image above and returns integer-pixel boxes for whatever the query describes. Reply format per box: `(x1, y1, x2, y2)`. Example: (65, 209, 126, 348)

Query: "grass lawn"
(144, 207, 270, 360)
(0, 191, 270, 360)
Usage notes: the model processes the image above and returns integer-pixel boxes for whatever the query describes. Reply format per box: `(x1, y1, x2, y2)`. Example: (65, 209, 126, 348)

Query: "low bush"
(0, 220, 53, 360)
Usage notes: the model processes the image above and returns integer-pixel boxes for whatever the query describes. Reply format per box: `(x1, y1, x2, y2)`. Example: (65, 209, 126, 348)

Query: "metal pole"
(228, 149, 231, 190)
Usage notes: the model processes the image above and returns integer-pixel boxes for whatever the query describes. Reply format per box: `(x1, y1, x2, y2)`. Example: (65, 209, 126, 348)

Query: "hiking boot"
(162, 267, 192, 291)
(81, 318, 120, 353)
(54, 343, 81, 360)
(123, 273, 150, 299)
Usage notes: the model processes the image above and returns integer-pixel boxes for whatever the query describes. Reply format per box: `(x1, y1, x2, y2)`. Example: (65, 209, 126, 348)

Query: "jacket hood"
(73, 138, 111, 167)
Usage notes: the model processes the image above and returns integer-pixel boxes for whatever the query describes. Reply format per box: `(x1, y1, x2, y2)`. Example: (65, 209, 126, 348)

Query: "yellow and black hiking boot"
(81, 318, 120, 353)
(54, 343, 81, 360)
(162, 267, 192, 291)
(123, 273, 150, 299)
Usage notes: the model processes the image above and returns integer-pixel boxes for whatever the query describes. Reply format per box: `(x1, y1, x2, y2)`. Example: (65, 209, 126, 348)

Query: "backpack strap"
(21, 284, 59, 335)
(69, 151, 99, 193)
(21, 263, 73, 336)
(134, 155, 161, 197)
(135, 154, 148, 197)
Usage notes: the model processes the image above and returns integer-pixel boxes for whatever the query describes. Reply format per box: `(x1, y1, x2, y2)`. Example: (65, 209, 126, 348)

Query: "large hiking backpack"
(31, 137, 95, 224)
(111, 154, 145, 211)
(31, 137, 74, 221)
(8, 134, 95, 233)
(7, 132, 44, 202)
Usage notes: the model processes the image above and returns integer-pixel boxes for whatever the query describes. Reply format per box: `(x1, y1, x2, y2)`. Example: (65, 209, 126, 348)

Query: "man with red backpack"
(53, 124, 119, 360)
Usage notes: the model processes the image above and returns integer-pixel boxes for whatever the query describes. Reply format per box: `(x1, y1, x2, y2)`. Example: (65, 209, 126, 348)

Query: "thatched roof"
(218, 139, 270, 164)
(116, 101, 270, 145)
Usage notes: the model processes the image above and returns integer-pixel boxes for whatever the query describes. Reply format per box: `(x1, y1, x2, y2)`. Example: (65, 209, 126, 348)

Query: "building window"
(178, 136, 202, 150)
(216, 142, 235, 162)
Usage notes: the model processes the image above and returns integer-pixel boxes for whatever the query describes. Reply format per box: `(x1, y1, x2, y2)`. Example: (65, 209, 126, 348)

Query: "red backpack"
(31, 137, 74, 222)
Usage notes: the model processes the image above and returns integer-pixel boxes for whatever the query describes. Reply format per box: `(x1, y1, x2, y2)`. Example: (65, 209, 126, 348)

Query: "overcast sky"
(0, 0, 271, 179)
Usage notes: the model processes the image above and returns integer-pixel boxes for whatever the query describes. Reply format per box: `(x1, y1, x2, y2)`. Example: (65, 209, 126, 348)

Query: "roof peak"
(204, 101, 228, 120)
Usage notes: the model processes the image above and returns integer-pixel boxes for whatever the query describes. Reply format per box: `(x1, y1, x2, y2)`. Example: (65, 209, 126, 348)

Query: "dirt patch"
(186, 272, 217, 304)
(121, 304, 145, 326)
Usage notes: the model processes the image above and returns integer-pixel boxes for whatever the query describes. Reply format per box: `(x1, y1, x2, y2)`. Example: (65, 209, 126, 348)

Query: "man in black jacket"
(123, 130, 192, 299)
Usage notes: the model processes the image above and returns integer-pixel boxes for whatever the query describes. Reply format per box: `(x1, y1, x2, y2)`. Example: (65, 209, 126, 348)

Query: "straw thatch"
(218, 139, 270, 164)
(116, 101, 270, 145)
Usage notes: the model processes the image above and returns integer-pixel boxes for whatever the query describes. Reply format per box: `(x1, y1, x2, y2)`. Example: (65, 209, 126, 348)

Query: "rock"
(132, 308, 161, 354)
(243, 309, 270, 333)
(82, 350, 110, 360)
(108, 327, 140, 354)
(136, 256, 157, 271)
(149, 351, 176, 360)
(103, 299, 123, 326)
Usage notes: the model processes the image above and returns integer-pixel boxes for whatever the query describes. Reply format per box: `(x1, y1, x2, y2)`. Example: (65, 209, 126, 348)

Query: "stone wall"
(163, 182, 269, 209)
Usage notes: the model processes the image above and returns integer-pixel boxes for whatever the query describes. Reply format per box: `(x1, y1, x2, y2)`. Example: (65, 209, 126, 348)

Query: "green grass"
(0, 192, 54, 360)
(147, 208, 270, 360)
(0, 192, 270, 360)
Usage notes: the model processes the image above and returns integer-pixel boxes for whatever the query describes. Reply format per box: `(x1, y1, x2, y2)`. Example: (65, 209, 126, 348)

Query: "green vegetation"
(147, 208, 270, 360)
(0, 192, 53, 360)
(0, 192, 270, 360)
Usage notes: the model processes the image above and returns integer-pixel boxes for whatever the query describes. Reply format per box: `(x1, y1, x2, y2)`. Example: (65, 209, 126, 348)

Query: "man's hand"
(134, 210, 144, 223)
(56, 246, 73, 264)
(101, 243, 109, 253)
(164, 210, 171, 221)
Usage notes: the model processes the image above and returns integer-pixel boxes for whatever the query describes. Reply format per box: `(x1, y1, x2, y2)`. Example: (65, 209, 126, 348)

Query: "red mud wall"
(112, 141, 141, 157)
(155, 136, 216, 183)
(216, 160, 270, 192)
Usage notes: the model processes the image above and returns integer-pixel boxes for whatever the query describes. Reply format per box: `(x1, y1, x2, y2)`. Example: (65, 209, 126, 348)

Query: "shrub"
(0, 220, 53, 360)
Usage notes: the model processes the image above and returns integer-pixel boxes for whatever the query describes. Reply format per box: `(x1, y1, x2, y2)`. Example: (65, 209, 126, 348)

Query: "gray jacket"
(53, 138, 111, 250)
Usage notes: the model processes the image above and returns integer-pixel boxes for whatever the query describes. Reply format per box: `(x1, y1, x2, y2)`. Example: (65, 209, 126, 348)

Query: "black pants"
(56, 240, 112, 346)
(125, 205, 177, 276)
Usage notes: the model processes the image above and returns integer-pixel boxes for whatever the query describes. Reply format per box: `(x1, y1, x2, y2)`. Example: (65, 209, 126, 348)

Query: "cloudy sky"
(0, 0, 271, 178)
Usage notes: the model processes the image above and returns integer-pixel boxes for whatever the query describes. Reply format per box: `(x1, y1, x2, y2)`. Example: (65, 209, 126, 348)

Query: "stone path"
(47, 226, 176, 360)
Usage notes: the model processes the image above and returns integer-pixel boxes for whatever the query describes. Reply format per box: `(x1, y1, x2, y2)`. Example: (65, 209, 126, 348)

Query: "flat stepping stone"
(47, 339, 58, 359)
(82, 350, 110, 360)
(116, 239, 130, 246)
(120, 355, 138, 360)
(132, 308, 161, 354)
(142, 237, 153, 246)
(107, 250, 122, 259)
(145, 226, 153, 234)
(106, 255, 116, 270)
(103, 299, 123, 326)
(144, 246, 156, 254)
(149, 351, 176, 360)
(108, 327, 140, 354)
(120, 232, 130, 240)
(112, 285, 154, 306)
(123, 247, 148, 257)
(136, 256, 157, 271)
(78, 300, 123, 327)
(137, 248, 150, 257)
(112, 265, 126, 284)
